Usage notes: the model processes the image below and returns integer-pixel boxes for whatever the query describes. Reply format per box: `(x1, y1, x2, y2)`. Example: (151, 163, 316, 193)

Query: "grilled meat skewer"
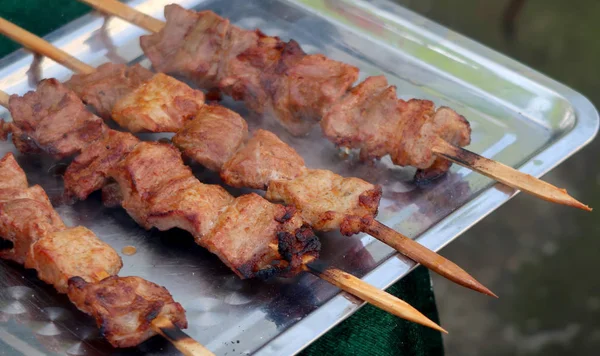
(0, 21, 492, 297)
(0, 79, 443, 331)
(73, 0, 589, 211)
(0, 153, 196, 351)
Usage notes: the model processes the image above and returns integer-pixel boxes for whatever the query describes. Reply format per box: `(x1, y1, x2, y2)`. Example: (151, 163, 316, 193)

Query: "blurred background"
(393, 0, 600, 355)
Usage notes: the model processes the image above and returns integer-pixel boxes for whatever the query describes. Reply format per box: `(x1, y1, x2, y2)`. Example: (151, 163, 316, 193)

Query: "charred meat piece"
(201, 193, 319, 279)
(109, 142, 319, 279)
(112, 73, 205, 133)
(66, 63, 154, 118)
(221, 129, 305, 190)
(266, 169, 381, 233)
(8, 79, 106, 159)
(172, 104, 247, 171)
(67, 276, 187, 348)
(64, 129, 139, 201)
(25, 226, 122, 293)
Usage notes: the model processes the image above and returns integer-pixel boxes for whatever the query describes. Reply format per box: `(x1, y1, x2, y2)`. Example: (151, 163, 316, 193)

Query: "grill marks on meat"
(220, 129, 305, 190)
(108, 142, 319, 279)
(322, 76, 471, 169)
(112, 73, 205, 133)
(8, 79, 105, 159)
(66, 63, 154, 118)
(140, 4, 358, 135)
(266, 169, 381, 233)
(172, 104, 247, 171)
(64, 129, 139, 200)
(1, 153, 187, 348)
(68, 276, 187, 348)
(25, 226, 123, 293)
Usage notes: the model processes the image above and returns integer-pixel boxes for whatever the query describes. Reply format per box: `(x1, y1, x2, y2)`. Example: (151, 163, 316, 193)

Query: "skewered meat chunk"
(221, 129, 305, 190)
(112, 73, 205, 133)
(322, 76, 471, 169)
(66, 63, 154, 118)
(0, 199, 65, 264)
(266, 169, 381, 233)
(67, 276, 187, 348)
(64, 129, 139, 200)
(109, 141, 319, 278)
(8, 79, 106, 159)
(0, 153, 27, 190)
(25, 226, 122, 293)
(172, 104, 247, 171)
(201, 193, 319, 278)
(147, 176, 234, 238)
(140, 6, 228, 88)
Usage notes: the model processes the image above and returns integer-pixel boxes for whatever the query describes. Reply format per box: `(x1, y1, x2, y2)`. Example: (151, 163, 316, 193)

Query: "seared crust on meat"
(8, 79, 106, 159)
(64, 129, 139, 200)
(67, 276, 187, 348)
(221, 129, 305, 190)
(112, 73, 205, 133)
(172, 104, 248, 171)
(25, 226, 122, 293)
(66, 63, 154, 118)
(266, 169, 381, 232)
(109, 142, 319, 278)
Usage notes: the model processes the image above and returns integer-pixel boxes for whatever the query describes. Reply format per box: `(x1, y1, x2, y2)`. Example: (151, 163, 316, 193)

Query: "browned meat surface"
(221, 129, 305, 190)
(172, 104, 247, 171)
(141, 5, 357, 135)
(66, 63, 153, 118)
(322, 76, 471, 171)
(109, 142, 319, 278)
(25, 226, 122, 293)
(112, 73, 205, 133)
(0, 153, 65, 264)
(266, 169, 381, 233)
(0, 153, 27, 190)
(64, 129, 139, 201)
(67, 276, 187, 348)
(141, 6, 228, 88)
(270, 54, 359, 135)
(202, 193, 319, 278)
(8, 79, 106, 159)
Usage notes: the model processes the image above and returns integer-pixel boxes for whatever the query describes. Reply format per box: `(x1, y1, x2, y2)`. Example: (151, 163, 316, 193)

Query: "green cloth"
(0, 1, 444, 355)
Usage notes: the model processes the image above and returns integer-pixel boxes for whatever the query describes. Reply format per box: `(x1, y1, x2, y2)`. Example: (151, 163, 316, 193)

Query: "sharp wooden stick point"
(433, 138, 591, 211)
(306, 262, 447, 333)
(0, 90, 9, 108)
(363, 220, 497, 298)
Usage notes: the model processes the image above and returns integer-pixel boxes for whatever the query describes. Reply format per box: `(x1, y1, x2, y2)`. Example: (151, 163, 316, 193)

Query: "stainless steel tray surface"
(0, 0, 597, 355)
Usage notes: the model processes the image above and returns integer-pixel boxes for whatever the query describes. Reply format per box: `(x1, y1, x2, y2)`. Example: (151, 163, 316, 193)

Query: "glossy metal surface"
(0, 0, 597, 355)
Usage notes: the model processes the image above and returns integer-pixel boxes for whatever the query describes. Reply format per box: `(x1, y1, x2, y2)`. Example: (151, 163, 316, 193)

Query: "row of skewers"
(0, 0, 591, 354)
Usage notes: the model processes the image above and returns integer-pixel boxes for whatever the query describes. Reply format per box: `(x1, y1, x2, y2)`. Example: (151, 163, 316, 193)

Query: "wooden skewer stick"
(0, 90, 8, 108)
(76, 0, 591, 211)
(0, 16, 495, 298)
(0, 17, 94, 75)
(305, 262, 447, 333)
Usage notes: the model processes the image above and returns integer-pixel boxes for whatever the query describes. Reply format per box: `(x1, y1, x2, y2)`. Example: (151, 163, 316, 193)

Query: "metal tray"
(0, 0, 597, 355)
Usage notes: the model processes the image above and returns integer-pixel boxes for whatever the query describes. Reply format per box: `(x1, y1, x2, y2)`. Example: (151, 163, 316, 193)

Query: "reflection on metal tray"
(0, 0, 597, 355)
